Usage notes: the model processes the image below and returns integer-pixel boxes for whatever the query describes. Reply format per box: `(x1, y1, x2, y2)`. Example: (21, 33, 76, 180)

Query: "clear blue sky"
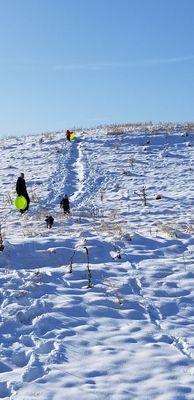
(0, 0, 194, 136)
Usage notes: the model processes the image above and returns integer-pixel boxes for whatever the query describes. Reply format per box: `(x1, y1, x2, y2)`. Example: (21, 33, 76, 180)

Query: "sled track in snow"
(44, 140, 80, 210)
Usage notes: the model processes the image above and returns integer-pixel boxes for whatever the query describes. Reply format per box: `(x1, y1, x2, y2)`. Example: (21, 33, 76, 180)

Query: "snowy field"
(0, 128, 194, 400)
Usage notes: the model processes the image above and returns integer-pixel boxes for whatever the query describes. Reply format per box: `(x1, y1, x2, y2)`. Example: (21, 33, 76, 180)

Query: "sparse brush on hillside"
(104, 280, 123, 305)
(156, 222, 178, 238)
(30, 189, 39, 202)
(134, 187, 147, 206)
(0, 223, 4, 251)
(84, 246, 92, 288)
(100, 189, 104, 202)
(90, 207, 104, 218)
(68, 251, 76, 273)
(5, 192, 13, 206)
(128, 157, 135, 169)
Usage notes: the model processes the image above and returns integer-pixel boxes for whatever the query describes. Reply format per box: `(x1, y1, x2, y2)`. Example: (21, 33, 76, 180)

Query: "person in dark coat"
(16, 173, 30, 212)
(45, 215, 54, 228)
(60, 194, 70, 214)
(66, 130, 71, 141)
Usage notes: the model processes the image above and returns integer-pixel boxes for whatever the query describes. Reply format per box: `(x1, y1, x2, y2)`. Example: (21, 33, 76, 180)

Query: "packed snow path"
(0, 129, 194, 399)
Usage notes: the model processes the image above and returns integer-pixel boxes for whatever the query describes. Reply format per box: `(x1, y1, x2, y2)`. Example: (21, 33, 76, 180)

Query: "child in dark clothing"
(45, 215, 54, 228)
(16, 173, 30, 212)
(66, 130, 71, 141)
(60, 194, 70, 214)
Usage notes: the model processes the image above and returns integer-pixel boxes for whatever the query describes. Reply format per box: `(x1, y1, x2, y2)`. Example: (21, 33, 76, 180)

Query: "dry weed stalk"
(156, 222, 177, 238)
(178, 222, 193, 234)
(68, 251, 76, 273)
(0, 223, 4, 251)
(109, 210, 118, 220)
(32, 269, 42, 284)
(129, 157, 135, 169)
(5, 192, 13, 206)
(105, 281, 123, 305)
(134, 187, 147, 206)
(30, 189, 39, 202)
(100, 189, 104, 202)
(84, 246, 92, 288)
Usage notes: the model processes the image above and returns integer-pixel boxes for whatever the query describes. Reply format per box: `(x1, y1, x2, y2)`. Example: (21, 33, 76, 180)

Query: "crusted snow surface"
(0, 129, 194, 399)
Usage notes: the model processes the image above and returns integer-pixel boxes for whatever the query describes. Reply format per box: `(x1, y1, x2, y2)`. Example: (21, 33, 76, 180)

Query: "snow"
(0, 128, 194, 399)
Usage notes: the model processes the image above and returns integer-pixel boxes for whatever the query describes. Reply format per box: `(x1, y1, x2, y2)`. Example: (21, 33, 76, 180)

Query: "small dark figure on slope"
(60, 194, 70, 214)
(45, 215, 54, 229)
(66, 130, 71, 141)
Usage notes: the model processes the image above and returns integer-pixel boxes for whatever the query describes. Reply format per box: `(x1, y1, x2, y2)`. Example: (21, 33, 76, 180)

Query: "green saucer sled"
(14, 195, 27, 210)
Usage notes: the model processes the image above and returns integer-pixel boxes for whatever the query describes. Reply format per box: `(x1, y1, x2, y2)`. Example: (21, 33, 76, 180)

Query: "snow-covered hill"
(0, 128, 194, 400)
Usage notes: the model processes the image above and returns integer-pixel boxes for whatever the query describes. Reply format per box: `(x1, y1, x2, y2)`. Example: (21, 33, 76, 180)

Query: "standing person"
(66, 130, 71, 141)
(16, 173, 30, 212)
(60, 194, 70, 214)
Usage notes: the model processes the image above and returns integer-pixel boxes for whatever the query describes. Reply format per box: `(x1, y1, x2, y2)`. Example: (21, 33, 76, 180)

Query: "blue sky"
(0, 0, 194, 136)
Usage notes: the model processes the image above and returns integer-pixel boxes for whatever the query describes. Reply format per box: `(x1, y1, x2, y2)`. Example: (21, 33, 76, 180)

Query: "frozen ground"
(0, 128, 194, 399)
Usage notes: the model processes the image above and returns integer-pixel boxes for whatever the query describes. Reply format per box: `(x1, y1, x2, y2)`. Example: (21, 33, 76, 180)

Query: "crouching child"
(45, 215, 54, 228)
